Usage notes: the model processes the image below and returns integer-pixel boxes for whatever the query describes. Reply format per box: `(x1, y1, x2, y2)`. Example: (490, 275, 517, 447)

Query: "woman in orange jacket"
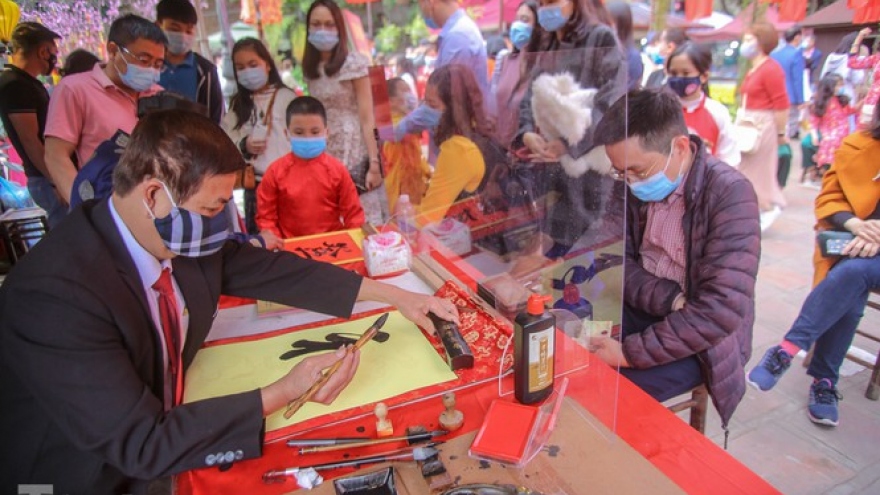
(748, 107, 880, 427)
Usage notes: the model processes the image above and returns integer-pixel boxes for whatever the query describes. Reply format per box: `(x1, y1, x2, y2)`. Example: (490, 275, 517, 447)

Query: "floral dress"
(811, 98, 858, 166)
(306, 52, 370, 185)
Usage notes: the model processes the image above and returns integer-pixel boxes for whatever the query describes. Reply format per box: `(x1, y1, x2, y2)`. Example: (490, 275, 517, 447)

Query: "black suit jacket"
(0, 199, 362, 494)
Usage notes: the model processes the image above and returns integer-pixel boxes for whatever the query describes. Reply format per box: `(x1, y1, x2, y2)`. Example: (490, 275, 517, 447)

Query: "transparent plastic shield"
(374, 41, 628, 459)
(198, 40, 632, 492)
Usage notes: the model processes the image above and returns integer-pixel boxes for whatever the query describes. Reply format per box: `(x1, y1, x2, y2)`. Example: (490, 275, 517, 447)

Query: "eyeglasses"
(608, 158, 663, 183)
(120, 46, 166, 72)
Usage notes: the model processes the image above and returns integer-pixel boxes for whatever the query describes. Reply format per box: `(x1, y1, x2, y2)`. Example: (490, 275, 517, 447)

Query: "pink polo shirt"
(639, 172, 689, 291)
(45, 64, 161, 165)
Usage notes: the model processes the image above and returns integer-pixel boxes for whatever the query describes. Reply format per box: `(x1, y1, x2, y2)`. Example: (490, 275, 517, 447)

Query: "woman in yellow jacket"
(748, 109, 880, 427)
(416, 64, 494, 224)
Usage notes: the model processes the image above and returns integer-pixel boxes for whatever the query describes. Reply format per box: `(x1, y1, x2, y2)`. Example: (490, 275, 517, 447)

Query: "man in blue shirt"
(771, 26, 806, 139)
(393, 0, 490, 147)
(155, 0, 224, 124)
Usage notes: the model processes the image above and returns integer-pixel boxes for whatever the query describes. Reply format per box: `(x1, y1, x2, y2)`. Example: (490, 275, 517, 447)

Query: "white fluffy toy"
(530, 72, 612, 178)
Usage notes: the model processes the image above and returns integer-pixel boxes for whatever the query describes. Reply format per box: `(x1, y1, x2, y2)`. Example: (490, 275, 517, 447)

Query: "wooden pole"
(499, 0, 504, 32)
(254, 0, 265, 42)
(651, 0, 670, 35)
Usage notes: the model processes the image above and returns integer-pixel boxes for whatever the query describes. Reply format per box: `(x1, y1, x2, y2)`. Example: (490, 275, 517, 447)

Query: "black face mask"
(44, 52, 57, 76)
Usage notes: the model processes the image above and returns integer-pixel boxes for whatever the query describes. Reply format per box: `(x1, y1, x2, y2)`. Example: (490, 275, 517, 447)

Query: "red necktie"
(153, 268, 184, 407)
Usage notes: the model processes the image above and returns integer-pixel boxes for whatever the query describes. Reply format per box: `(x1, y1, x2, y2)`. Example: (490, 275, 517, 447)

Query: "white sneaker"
(760, 206, 782, 232)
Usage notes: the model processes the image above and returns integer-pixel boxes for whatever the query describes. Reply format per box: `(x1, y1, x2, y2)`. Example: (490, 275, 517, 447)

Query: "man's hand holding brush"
(261, 347, 360, 416)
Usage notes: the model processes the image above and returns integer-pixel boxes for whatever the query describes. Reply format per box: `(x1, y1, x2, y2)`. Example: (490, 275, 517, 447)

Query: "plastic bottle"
(395, 194, 417, 245)
(514, 294, 556, 404)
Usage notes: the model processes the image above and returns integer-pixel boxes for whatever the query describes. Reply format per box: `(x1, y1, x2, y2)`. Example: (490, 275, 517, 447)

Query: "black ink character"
(279, 331, 390, 360)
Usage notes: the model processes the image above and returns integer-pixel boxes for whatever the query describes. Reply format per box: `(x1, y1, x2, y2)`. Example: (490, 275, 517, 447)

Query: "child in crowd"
(665, 42, 740, 167)
(804, 73, 857, 185)
(222, 38, 297, 233)
(256, 96, 364, 239)
(383, 77, 430, 212)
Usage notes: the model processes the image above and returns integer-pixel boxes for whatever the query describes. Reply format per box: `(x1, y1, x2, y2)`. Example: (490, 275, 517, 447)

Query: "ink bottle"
(514, 294, 555, 404)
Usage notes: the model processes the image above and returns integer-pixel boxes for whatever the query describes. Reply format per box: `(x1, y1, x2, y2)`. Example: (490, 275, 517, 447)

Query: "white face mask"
(164, 30, 195, 55)
(740, 41, 759, 59)
(237, 66, 269, 91)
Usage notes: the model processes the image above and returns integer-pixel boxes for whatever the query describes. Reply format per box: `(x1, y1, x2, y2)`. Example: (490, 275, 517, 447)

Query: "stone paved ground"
(678, 148, 880, 495)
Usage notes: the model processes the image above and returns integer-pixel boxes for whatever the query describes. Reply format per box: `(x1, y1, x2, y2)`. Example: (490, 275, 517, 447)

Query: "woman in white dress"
(302, 0, 386, 223)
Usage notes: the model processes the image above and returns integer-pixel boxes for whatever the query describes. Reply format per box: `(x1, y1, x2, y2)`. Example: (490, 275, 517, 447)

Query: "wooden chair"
(846, 290, 880, 400)
(0, 207, 49, 265)
(803, 290, 880, 401)
(666, 384, 709, 434)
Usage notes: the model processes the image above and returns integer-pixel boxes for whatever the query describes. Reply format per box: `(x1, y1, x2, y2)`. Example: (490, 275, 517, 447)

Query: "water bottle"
(395, 194, 417, 245)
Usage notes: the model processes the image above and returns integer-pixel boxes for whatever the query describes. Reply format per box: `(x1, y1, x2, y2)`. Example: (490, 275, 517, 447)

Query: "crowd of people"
(1, 0, 880, 491)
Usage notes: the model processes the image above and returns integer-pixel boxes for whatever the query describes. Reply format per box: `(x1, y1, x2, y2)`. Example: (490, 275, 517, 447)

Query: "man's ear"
(142, 178, 173, 217)
(675, 134, 691, 154)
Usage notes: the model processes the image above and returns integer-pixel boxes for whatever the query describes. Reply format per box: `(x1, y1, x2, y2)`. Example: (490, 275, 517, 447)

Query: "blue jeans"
(785, 256, 880, 383)
(26, 175, 66, 230)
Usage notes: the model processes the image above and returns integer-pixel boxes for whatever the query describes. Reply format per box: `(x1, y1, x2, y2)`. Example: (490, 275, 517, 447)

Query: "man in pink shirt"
(45, 14, 166, 206)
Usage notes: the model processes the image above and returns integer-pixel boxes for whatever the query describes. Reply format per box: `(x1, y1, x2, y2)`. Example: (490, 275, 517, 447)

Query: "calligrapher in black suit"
(0, 110, 459, 495)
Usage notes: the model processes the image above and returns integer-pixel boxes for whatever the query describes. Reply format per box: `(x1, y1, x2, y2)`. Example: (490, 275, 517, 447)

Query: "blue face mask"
(237, 66, 269, 91)
(538, 4, 569, 32)
(146, 181, 231, 257)
(509, 21, 533, 50)
(418, 105, 443, 128)
(116, 48, 160, 92)
(423, 11, 439, 30)
(291, 136, 327, 159)
(628, 144, 683, 202)
(403, 92, 418, 112)
(308, 30, 340, 52)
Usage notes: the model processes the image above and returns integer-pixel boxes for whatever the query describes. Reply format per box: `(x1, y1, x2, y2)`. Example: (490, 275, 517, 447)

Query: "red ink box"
(469, 378, 567, 467)
(469, 400, 539, 465)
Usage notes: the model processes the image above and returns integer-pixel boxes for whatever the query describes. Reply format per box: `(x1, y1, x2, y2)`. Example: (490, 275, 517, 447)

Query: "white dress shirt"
(109, 198, 189, 406)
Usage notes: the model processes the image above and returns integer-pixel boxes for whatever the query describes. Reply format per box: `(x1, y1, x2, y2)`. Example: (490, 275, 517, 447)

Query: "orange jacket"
(813, 131, 880, 285)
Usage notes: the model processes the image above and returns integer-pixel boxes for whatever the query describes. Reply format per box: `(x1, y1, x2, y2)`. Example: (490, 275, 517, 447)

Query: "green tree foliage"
(375, 23, 402, 53)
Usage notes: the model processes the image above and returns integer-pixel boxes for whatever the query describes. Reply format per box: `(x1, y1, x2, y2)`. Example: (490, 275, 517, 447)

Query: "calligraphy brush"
(263, 446, 439, 483)
(285, 436, 372, 447)
(297, 429, 446, 454)
(283, 313, 389, 419)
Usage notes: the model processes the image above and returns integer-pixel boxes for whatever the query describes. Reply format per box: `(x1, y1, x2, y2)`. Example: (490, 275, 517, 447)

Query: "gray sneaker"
(808, 378, 842, 427)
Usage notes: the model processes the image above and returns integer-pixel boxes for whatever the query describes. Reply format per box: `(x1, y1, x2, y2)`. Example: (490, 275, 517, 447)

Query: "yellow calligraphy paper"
(183, 311, 457, 432)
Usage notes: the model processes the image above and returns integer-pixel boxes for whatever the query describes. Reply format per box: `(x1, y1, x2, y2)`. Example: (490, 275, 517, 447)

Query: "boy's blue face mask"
(291, 136, 327, 159)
